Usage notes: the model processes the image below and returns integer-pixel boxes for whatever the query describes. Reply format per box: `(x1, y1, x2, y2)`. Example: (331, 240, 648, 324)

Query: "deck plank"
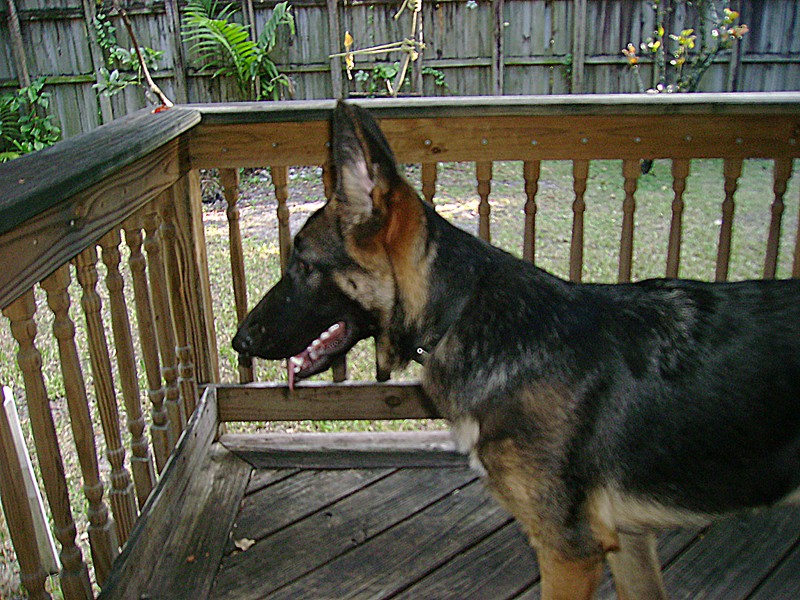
(144, 444, 251, 600)
(226, 468, 394, 554)
(662, 506, 800, 600)
(390, 520, 536, 600)
(223, 431, 466, 469)
(244, 468, 300, 495)
(748, 538, 800, 599)
(260, 478, 509, 600)
(212, 467, 478, 600)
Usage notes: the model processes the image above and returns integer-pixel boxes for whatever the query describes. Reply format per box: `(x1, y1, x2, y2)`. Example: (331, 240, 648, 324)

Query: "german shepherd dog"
(233, 101, 800, 599)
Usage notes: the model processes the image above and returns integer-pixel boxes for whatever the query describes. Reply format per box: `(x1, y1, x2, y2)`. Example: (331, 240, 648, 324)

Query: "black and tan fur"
(233, 101, 800, 599)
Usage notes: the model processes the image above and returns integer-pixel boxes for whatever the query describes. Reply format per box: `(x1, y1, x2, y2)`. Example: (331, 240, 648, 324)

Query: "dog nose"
(232, 329, 254, 355)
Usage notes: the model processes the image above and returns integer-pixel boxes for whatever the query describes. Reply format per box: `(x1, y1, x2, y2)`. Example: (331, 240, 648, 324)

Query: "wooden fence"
(1, 0, 799, 139)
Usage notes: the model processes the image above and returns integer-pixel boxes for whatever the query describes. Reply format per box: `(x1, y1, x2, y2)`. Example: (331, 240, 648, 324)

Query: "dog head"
(232, 101, 430, 385)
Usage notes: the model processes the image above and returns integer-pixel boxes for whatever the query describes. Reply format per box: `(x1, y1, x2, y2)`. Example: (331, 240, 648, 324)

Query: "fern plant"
(182, 0, 295, 101)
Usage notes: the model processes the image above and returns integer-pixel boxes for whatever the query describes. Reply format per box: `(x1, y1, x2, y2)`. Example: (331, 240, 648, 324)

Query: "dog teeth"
(329, 323, 341, 333)
(290, 356, 304, 368)
(320, 331, 331, 341)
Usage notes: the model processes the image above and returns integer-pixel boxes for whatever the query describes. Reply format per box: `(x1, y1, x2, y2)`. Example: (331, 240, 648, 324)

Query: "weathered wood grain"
(212, 467, 477, 600)
(261, 478, 509, 600)
(0, 107, 199, 236)
(391, 521, 535, 600)
(143, 445, 251, 600)
(97, 387, 219, 600)
(0, 137, 188, 311)
(189, 94, 800, 169)
(661, 507, 800, 600)
(216, 381, 440, 422)
(221, 430, 466, 468)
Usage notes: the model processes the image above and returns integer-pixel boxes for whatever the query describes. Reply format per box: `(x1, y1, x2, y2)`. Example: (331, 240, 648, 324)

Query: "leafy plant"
(0, 78, 61, 162)
(92, 9, 164, 97)
(623, 0, 748, 93)
(182, 0, 296, 101)
(354, 63, 449, 96)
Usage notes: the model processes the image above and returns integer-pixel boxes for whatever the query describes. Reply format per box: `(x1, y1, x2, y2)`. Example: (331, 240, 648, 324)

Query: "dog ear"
(331, 101, 400, 228)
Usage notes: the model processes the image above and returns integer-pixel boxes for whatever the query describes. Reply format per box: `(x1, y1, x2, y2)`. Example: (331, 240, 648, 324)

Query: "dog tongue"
(286, 322, 346, 391)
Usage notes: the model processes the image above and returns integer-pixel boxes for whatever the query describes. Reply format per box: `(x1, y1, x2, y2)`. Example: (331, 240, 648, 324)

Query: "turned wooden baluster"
(666, 159, 690, 278)
(319, 163, 348, 382)
(0, 388, 51, 600)
(570, 160, 589, 282)
(421, 162, 438, 205)
(41, 266, 118, 586)
(716, 158, 743, 282)
(3, 291, 93, 600)
(124, 215, 172, 472)
(220, 168, 254, 383)
(159, 194, 200, 415)
(143, 201, 184, 439)
(523, 161, 540, 263)
(74, 247, 138, 545)
(271, 165, 292, 274)
(476, 162, 492, 243)
(764, 158, 794, 279)
(619, 160, 640, 283)
(99, 229, 156, 508)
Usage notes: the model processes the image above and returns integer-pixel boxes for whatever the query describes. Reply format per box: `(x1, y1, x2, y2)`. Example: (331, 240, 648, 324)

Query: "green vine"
(92, 8, 164, 97)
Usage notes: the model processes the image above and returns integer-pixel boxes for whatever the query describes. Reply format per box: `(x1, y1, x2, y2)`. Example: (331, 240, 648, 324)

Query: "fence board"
(0, 0, 799, 137)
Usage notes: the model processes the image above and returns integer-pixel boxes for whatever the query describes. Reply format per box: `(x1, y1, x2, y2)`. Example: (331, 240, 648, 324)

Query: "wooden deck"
(100, 426, 800, 600)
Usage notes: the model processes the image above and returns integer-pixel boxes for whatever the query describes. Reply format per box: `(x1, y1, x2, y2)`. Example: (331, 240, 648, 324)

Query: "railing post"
(220, 168, 254, 383)
(143, 201, 185, 440)
(421, 162, 438, 206)
(523, 161, 540, 263)
(99, 229, 156, 509)
(619, 160, 640, 283)
(41, 266, 118, 586)
(271, 165, 293, 273)
(3, 290, 93, 600)
(476, 162, 492, 243)
(74, 247, 138, 545)
(570, 160, 589, 282)
(666, 159, 690, 278)
(716, 158, 743, 282)
(159, 191, 200, 417)
(764, 158, 793, 279)
(124, 215, 173, 473)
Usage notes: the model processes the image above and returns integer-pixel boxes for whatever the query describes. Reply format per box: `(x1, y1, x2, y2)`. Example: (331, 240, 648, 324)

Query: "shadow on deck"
(99, 390, 800, 600)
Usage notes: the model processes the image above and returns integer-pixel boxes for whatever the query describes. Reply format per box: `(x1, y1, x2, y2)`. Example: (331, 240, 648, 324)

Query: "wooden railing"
(0, 93, 799, 599)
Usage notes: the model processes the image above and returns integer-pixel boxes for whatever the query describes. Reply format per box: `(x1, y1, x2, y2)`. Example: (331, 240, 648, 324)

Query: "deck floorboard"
(106, 432, 800, 600)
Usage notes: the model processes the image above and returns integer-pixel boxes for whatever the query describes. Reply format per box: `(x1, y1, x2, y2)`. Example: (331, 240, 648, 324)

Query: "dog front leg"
(537, 546, 604, 600)
(606, 531, 668, 600)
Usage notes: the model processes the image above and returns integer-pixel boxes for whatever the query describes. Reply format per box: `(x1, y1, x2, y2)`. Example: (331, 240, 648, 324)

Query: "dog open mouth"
(287, 321, 351, 390)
